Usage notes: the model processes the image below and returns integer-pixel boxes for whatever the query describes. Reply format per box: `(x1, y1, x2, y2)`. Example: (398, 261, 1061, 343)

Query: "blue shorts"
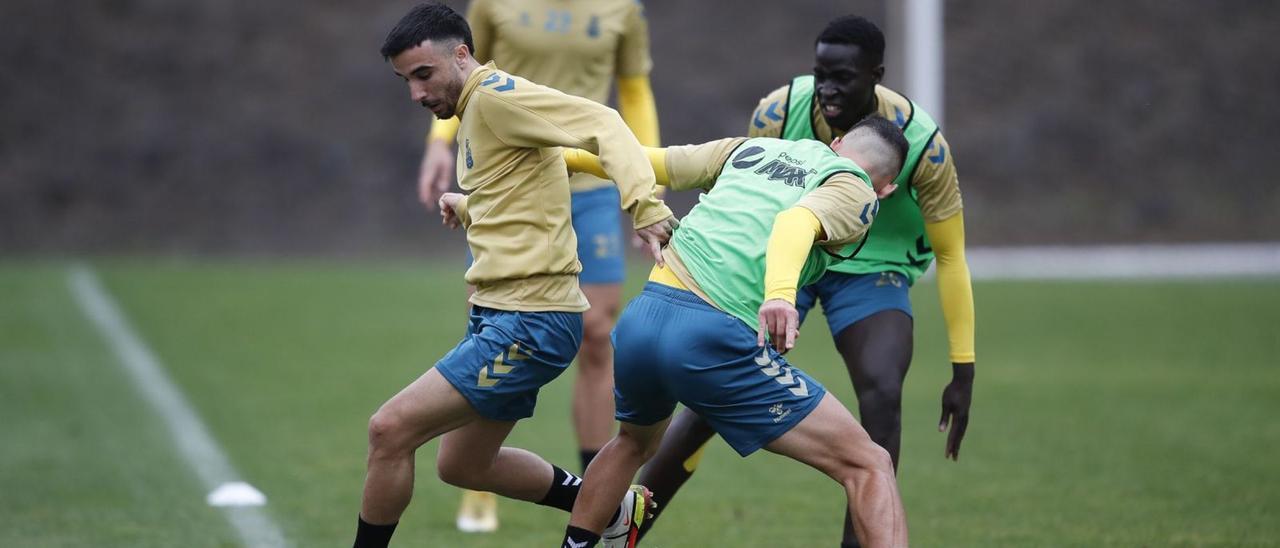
(796, 271, 913, 337)
(434, 306, 583, 422)
(570, 186, 625, 285)
(612, 283, 827, 456)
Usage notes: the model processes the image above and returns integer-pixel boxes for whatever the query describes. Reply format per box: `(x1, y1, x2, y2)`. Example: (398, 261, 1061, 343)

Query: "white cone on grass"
(207, 482, 267, 507)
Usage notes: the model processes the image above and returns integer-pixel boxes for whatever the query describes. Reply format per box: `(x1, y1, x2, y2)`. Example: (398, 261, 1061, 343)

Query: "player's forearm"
(616, 76, 660, 147)
(427, 115, 460, 144)
(589, 111, 671, 228)
(763, 207, 823, 304)
(925, 212, 976, 363)
(563, 147, 670, 185)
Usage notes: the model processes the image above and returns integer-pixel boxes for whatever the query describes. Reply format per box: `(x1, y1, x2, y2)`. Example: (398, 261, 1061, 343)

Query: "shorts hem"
(616, 411, 674, 427)
(827, 304, 914, 338)
(433, 364, 531, 423)
(725, 385, 828, 457)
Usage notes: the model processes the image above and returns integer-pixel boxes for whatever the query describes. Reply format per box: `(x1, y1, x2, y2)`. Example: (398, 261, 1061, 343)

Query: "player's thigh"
(571, 186, 626, 286)
(836, 309, 914, 391)
(372, 367, 480, 448)
(763, 392, 888, 478)
(437, 416, 518, 471)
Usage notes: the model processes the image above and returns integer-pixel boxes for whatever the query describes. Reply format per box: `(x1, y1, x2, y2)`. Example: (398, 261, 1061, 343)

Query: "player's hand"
(438, 192, 464, 229)
(418, 139, 455, 211)
(635, 215, 678, 267)
(756, 298, 799, 354)
(939, 362, 974, 460)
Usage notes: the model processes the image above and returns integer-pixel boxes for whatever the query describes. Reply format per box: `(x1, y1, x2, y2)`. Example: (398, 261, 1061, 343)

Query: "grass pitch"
(2, 260, 1278, 547)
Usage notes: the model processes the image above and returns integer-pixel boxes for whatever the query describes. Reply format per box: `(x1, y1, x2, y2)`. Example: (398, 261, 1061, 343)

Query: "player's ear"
(871, 64, 885, 84)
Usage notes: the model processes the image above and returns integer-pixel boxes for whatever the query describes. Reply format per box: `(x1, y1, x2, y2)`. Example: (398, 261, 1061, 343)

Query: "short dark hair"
(380, 2, 475, 60)
(851, 116, 909, 173)
(815, 16, 886, 66)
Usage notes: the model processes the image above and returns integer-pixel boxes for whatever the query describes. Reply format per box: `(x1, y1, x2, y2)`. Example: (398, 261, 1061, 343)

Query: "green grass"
(2, 259, 1278, 547)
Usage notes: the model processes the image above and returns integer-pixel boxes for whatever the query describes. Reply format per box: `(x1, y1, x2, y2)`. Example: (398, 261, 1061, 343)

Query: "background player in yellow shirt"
(414, 1, 660, 530)
(354, 5, 674, 547)
(635, 16, 976, 547)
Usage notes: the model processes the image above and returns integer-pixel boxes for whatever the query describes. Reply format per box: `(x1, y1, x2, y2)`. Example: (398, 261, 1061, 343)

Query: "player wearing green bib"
(636, 16, 976, 547)
(556, 117, 910, 548)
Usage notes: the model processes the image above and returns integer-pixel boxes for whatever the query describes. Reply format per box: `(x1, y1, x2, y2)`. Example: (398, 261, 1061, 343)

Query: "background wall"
(3, 0, 1277, 256)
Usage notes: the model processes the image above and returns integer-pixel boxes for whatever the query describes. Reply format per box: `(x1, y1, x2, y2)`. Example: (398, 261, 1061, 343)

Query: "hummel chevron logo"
(754, 350, 771, 366)
(754, 349, 781, 376)
(480, 73, 516, 92)
(754, 350, 808, 396)
(790, 378, 809, 397)
(774, 366, 795, 385)
(562, 473, 582, 487)
(478, 343, 532, 387)
(564, 538, 588, 548)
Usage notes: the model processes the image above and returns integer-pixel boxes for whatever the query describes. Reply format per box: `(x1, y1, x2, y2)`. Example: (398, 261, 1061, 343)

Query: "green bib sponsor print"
(672, 137, 871, 331)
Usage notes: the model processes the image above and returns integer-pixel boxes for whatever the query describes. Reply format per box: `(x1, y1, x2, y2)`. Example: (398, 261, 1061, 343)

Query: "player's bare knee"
(832, 441, 893, 486)
(580, 320, 613, 353)
(855, 443, 895, 476)
(616, 428, 660, 462)
(367, 409, 407, 454)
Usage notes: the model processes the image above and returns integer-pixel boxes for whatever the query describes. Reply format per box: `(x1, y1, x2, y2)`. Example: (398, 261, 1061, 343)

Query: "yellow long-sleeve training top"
(453, 63, 671, 312)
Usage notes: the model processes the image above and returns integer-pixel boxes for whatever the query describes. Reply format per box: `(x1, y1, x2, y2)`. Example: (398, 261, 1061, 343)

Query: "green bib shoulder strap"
(782, 75, 817, 141)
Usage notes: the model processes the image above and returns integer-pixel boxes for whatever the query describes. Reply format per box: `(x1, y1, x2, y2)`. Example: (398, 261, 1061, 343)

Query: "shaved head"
(832, 117, 908, 194)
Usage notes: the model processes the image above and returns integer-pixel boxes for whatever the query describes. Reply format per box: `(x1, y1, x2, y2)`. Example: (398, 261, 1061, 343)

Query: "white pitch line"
(68, 265, 287, 547)
(922, 242, 1280, 281)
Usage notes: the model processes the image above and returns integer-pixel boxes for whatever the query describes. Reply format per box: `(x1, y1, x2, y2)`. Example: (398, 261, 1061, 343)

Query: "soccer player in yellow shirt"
(414, 1, 660, 530)
(634, 16, 977, 547)
(353, 5, 674, 547)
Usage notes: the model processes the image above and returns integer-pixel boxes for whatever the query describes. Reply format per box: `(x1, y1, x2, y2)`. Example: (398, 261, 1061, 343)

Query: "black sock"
(841, 541, 862, 548)
(562, 525, 600, 548)
(579, 448, 600, 472)
(538, 465, 583, 512)
(353, 515, 397, 548)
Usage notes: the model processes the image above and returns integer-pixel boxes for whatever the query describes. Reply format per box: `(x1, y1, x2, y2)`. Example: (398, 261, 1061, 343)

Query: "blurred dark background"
(3, 0, 1277, 256)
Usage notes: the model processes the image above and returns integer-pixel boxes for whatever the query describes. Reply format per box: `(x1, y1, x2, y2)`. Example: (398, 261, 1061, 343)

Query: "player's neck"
(848, 94, 879, 131)
(459, 57, 483, 79)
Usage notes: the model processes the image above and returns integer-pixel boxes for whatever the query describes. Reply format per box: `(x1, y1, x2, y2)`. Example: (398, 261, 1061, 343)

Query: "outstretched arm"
(563, 138, 748, 192)
(924, 212, 975, 460)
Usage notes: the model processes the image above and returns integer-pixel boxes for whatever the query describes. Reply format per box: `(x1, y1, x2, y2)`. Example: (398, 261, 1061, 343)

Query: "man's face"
(391, 40, 466, 119)
(813, 42, 883, 132)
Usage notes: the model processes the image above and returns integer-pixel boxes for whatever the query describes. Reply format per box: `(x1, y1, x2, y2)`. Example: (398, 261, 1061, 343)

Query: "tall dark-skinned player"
(635, 16, 976, 547)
